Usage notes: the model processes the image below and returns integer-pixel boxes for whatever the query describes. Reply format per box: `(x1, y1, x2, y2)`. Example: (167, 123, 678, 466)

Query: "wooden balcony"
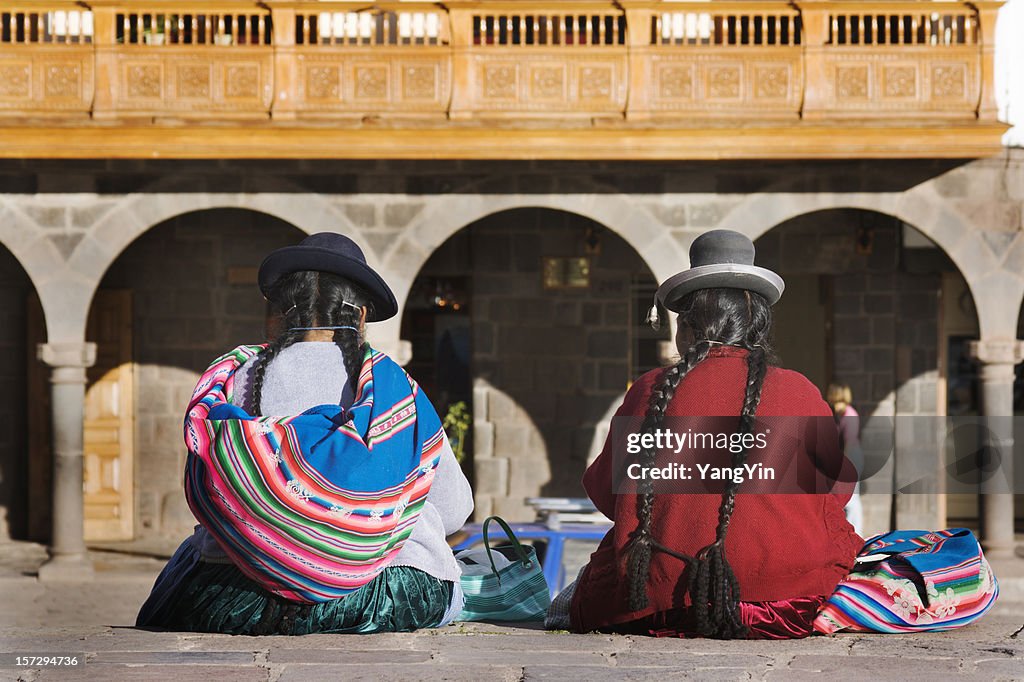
(0, 0, 1008, 159)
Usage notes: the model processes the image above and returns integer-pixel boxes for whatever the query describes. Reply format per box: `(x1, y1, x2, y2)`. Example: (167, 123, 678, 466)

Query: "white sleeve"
(427, 432, 475, 535)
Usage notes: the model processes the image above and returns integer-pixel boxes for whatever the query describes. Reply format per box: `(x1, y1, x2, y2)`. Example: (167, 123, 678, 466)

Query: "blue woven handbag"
(456, 516, 552, 622)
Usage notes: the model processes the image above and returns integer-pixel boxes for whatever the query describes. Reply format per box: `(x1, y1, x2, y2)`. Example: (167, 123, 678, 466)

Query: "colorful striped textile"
(813, 528, 998, 634)
(184, 344, 445, 604)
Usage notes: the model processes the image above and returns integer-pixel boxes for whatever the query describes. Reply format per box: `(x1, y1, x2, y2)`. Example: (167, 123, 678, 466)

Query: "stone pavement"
(1, 542, 1023, 681)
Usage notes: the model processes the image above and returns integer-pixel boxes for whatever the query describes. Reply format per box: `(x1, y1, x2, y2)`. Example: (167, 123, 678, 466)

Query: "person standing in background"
(826, 383, 863, 537)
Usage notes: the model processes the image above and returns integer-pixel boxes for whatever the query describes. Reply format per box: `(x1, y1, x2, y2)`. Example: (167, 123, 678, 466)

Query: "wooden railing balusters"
(0, 0, 1000, 130)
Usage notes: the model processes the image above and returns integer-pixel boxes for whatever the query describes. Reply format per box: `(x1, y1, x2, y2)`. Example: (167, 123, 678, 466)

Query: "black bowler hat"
(258, 232, 398, 322)
(651, 230, 784, 324)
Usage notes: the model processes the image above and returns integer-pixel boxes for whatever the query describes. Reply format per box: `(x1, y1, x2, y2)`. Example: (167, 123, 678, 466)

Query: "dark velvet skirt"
(609, 596, 830, 639)
(136, 539, 454, 635)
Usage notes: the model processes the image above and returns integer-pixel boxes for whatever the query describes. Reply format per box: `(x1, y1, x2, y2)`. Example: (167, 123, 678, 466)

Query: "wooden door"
(83, 290, 135, 541)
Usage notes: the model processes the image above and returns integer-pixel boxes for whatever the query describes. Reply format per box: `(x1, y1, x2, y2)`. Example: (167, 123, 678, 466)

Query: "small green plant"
(442, 401, 471, 463)
(143, 15, 169, 44)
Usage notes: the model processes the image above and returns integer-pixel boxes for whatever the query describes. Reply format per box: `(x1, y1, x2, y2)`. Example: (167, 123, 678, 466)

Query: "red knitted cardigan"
(571, 346, 863, 633)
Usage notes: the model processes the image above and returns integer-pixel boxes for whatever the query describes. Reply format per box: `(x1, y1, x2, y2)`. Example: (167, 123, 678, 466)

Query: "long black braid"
(625, 288, 774, 639)
(626, 340, 712, 610)
(251, 270, 373, 413)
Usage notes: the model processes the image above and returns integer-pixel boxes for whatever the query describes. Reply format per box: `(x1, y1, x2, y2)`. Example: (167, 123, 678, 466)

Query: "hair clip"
(284, 304, 297, 315)
(341, 301, 362, 311)
(698, 340, 763, 348)
(288, 325, 360, 333)
(646, 300, 661, 330)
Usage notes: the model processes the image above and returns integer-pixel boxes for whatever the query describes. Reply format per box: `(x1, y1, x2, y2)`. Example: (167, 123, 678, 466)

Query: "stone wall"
(756, 210, 948, 533)
(410, 209, 665, 521)
(0, 247, 32, 541)
(1, 155, 1022, 543)
(97, 210, 303, 541)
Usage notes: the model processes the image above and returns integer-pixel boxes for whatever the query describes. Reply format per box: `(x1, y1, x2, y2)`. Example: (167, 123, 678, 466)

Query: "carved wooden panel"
(883, 65, 917, 99)
(0, 1, 994, 131)
(464, 49, 626, 116)
(816, 48, 979, 118)
(636, 48, 801, 118)
(836, 65, 869, 99)
(44, 64, 81, 98)
(0, 47, 93, 116)
(225, 64, 261, 99)
(0, 62, 32, 98)
(83, 289, 134, 542)
(177, 64, 211, 98)
(579, 65, 612, 100)
(530, 65, 566, 100)
(657, 64, 694, 99)
(306, 65, 341, 100)
(103, 48, 272, 118)
(707, 65, 741, 99)
(931, 63, 967, 100)
(355, 65, 389, 100)
(483, 63, 517, 99)
(402, 65, 438, 100)
(286, 49, 450, 117)
(125, 62, 162, 99)
(754, 65, 789, 100)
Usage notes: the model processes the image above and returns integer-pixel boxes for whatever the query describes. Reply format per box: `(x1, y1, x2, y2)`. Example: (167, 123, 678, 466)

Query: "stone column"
(37, 342, 97, 581)
(969, 339, 1024, 559)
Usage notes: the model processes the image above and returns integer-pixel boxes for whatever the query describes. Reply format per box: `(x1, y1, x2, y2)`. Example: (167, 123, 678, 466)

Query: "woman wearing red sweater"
(565, 229, 863, 639)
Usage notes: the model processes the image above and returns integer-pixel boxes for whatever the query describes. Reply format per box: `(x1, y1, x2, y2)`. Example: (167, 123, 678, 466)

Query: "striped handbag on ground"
(813, 528, 998, 634)
(456, 516, 552, 622)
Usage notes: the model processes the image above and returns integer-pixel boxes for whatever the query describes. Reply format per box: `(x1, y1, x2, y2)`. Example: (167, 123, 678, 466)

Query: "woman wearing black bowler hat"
(550, 229, 863, 638)
(137, 232, 474, 634)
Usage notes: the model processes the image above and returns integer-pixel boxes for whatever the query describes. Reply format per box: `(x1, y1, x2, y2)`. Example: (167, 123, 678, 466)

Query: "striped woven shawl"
(184, 344, 445, 603)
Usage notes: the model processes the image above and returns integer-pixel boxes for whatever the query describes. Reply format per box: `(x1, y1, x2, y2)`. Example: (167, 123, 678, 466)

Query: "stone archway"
(400, 207, 672, 521)
(83, 208, 307, 545)
(752, 207, 982, 536)
(384, 194, 687, 308)
(37, 193, 370, 347)
(717, 190, 1020, 341)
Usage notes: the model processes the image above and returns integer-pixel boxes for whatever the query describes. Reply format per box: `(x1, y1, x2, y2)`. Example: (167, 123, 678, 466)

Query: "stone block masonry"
(755, 210, 946, 534)
(0, 155, 1022, 549)
(412, 209, 668, 520)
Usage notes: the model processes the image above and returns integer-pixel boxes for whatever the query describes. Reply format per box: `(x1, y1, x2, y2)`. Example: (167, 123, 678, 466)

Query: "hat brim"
(258, 246, 398, 322)
(656, 264, 785, 311)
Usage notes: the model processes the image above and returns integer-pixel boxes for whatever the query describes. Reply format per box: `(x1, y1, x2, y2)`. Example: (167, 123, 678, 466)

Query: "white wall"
(997, 0, 1024, 146)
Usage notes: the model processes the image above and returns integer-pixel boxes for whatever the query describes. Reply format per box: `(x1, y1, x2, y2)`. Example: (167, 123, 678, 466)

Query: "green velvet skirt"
(137, 540, 454, 635)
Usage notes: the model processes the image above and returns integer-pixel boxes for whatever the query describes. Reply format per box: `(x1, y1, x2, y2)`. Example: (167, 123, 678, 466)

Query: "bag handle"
(482, 516, 533, 581)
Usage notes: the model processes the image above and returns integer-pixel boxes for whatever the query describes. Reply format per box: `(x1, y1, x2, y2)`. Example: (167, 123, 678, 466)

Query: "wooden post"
(266, 2, 298, 120)
(90, 5, 118, 119)
(621, 1, 656, 121)
(447, 0, 478, 120)
(797, 0, 833, 120)
(972, 1, 1002, 122)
